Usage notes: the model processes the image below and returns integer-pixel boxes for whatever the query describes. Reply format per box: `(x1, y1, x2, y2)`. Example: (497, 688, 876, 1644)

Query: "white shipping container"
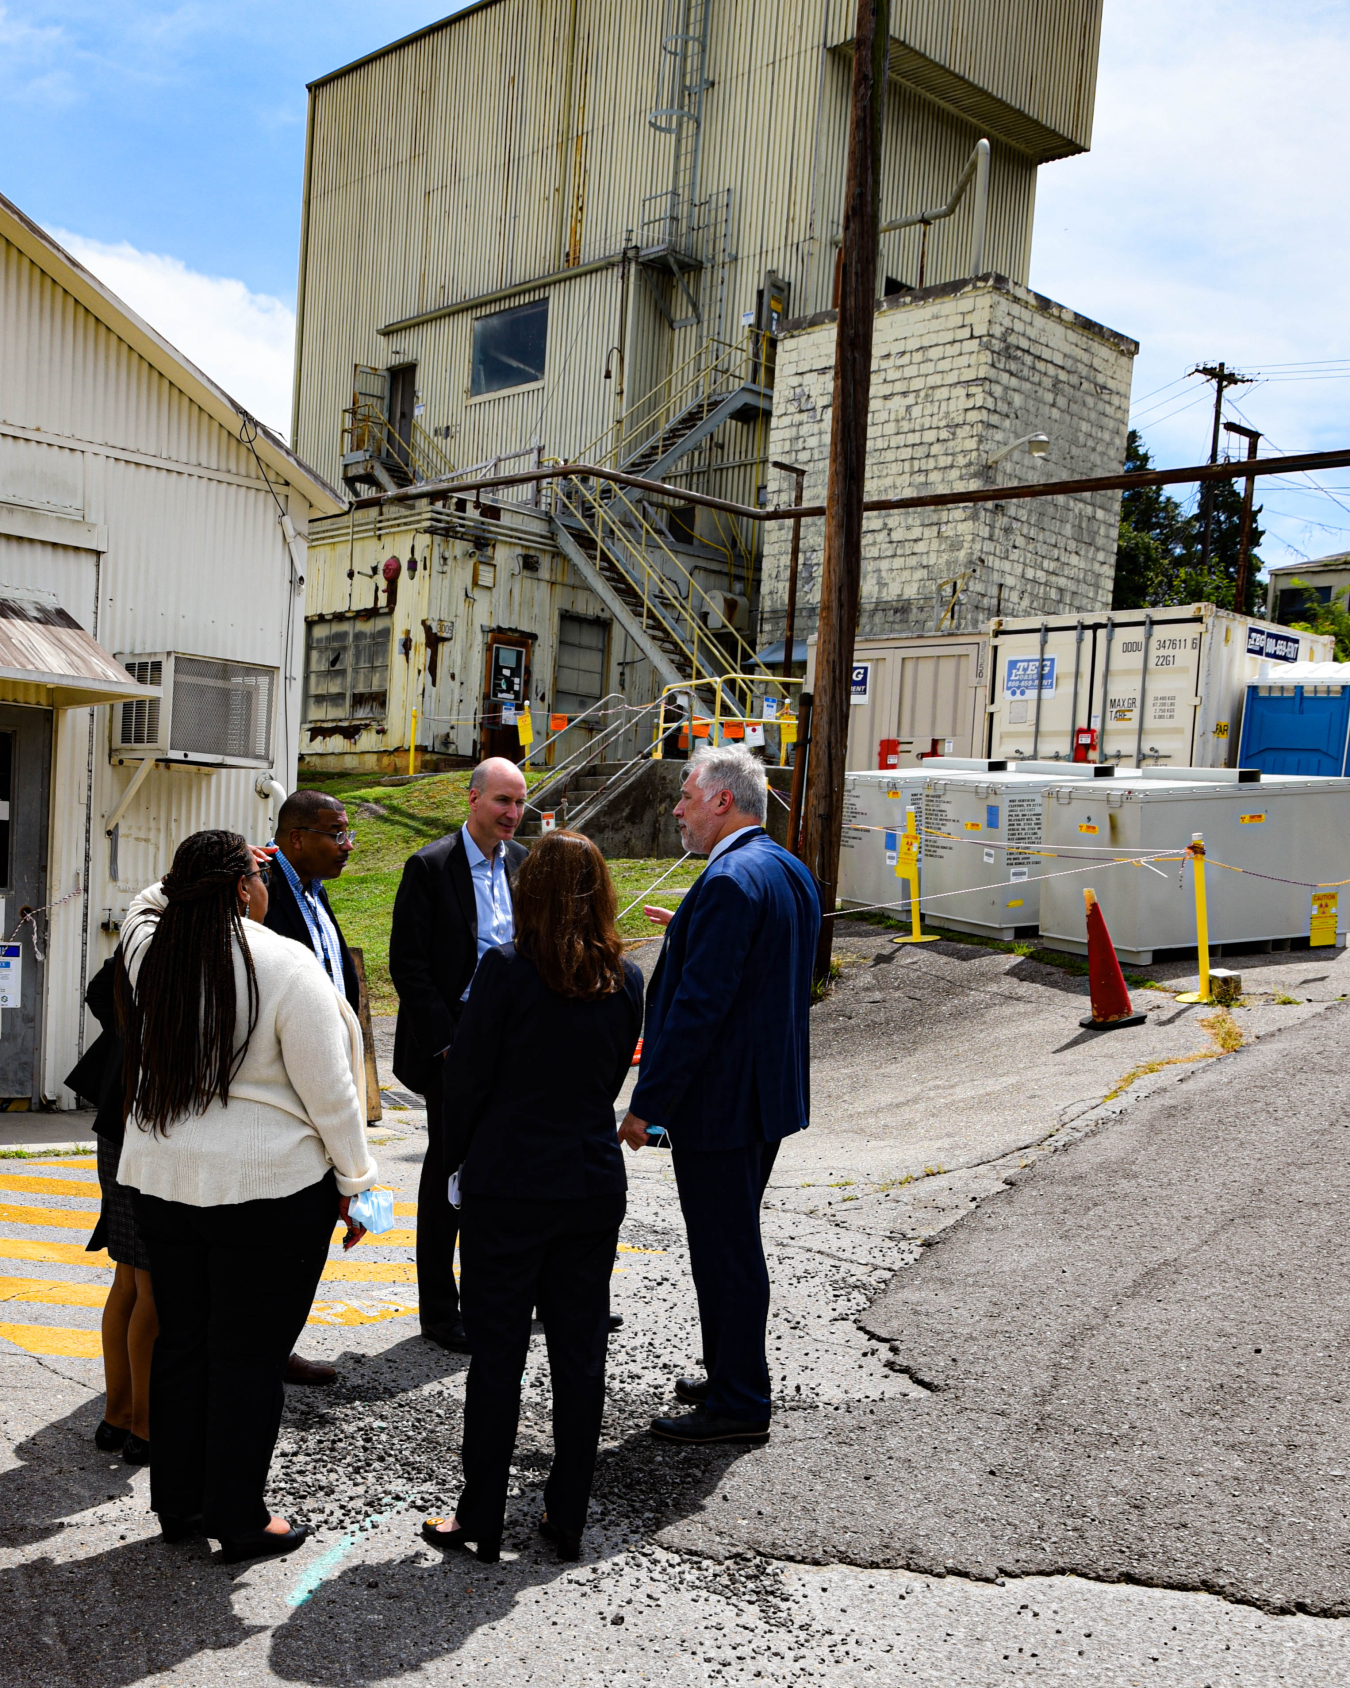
(1037, 775, 1350, 963)
(808, 631, 990, 771)
(986, 606, 1331, 769)
(839, 769, 933, 919)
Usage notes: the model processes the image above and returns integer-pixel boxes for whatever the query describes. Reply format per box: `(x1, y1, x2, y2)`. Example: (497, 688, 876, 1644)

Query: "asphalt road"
(5, 931, 1350, 1683)
(664, 1001, 1350, 1618)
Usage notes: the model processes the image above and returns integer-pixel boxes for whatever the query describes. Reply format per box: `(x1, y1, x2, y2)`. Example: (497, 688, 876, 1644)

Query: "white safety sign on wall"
(1005, 656, 1057, 699)
(0, 944, 21, 1009)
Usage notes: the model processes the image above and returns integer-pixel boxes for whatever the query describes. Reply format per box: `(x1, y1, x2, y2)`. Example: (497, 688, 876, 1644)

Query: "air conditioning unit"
(111, 652, 277, 767)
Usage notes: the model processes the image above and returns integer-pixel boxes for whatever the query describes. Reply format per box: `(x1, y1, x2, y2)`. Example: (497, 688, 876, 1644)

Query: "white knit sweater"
(117, 882, 378, 1207)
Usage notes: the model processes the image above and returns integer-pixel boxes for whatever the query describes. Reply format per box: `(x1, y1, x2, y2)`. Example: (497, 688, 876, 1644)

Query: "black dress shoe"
(674, 1376, 709, 1405)
(608, 1313, 624, 1331)
(158, 1514, 204, 1544)
(219, 1522, 310, 1564)
(422, 1320, 472, 1354)
(650, 1407, 770, 1445)
(122, 1433, 151, 1466)
(95, 1419, 129, 1453)
(539, 1513, 581, 1561)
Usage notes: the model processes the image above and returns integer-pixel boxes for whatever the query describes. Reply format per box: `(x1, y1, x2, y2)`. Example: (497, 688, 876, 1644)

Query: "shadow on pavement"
(0, 1397, 142, 1552)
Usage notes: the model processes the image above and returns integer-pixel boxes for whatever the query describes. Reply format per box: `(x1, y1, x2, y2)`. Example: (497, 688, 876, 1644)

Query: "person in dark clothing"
(389, 757, 528, 1354)
(420, 830, 643, 1565)
(262, 788, 364, 1386)
(263, 788, 360, 1013)
(66, 955, 157, 1465)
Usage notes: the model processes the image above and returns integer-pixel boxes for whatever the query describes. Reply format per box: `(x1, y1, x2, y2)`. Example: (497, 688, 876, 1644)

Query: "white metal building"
(0, 193, 344, 1110)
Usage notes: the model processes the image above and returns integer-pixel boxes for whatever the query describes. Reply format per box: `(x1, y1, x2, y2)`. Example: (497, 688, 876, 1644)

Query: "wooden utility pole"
(800, 0, 890, 981)
(1190, 361, 1254, 572)
(1223, 419, 1262, 615)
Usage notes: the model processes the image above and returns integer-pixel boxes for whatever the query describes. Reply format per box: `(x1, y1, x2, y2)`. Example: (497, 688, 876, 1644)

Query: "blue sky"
(4, 0, 1349, 574)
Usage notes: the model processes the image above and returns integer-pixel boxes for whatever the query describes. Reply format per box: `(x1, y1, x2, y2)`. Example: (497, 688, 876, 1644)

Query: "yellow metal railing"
(341, 401, 456, 486)
(649, 675, 804, 759)
(579, 331, 769, 471)
(554, 475, 765, 711)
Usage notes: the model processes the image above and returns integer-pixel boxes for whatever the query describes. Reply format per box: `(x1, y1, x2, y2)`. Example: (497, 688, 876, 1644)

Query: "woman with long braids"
(420, 829, 643, 1564)
(116, 829, 377, 1564)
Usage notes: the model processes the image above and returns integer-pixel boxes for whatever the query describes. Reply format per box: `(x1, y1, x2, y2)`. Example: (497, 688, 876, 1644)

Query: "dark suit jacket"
(446, 943, 643, 1200)
(629, 828, 821, 1152)
(389, 828, 529, 1094)
(63, 956, 126, 1144)
(263, 858, 361, 1012)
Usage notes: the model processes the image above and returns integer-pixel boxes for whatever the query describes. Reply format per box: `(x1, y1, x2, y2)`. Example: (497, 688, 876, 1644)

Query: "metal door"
(0, 705, 52, 1103)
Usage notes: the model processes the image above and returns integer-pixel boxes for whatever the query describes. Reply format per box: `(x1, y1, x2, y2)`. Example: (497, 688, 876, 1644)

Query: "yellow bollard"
(408, 708, 418, 779)
(891, 807, 941, 946)
(1176, 832, 1213, 1004)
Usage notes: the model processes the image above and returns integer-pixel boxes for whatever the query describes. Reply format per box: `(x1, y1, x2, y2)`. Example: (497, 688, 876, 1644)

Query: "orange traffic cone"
(630, 1037, 643, 1068)
(1078, 888, 1148, 1031)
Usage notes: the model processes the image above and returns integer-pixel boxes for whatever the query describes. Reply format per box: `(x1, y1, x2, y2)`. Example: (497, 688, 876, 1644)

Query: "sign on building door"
(850, 663, 871, 703)
(0, 944, 21, 1009)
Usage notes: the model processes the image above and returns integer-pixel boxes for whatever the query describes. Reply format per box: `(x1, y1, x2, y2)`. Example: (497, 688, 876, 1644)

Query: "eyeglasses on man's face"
(295, 827, 357, 847)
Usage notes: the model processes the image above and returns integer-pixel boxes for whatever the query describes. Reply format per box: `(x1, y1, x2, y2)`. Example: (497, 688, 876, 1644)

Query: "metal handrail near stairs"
(553, 474, 762, 711)
(578, 332, 767, 471)
(341, 401, 457, 489)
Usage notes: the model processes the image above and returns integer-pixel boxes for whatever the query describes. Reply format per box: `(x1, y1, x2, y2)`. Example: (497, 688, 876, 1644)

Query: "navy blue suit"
(631, 828, 820, 1420)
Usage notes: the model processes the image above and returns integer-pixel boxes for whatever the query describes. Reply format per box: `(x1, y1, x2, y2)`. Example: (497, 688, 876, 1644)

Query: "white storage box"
(1037, 775, 1350, 963)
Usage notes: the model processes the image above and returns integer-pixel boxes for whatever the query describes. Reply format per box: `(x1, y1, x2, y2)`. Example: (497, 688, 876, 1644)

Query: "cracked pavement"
(3, 926, 1350, 1684)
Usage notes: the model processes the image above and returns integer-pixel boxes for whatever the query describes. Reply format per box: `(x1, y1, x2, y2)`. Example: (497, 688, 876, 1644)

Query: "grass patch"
(1102, 1008, 1244, 1102)
(1272, 991, 1302, 1006)
(297, 771, 704, 1013)
(811, 956, 844, 1003)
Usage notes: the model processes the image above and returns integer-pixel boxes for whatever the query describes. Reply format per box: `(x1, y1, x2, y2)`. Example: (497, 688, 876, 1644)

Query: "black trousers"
(135, 1173, 338, 1538)
(672, 1139, 780, 1421)
(456, 1191, 625, 1544)
(417, 1058, 461, 1329)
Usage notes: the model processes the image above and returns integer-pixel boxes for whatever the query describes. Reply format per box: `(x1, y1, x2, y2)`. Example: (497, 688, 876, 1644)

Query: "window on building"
(471, 297, 549, 396)
(1276, 583, 1333, 624)
(554, 614, 608, 716)
(304, 614, 392, 722)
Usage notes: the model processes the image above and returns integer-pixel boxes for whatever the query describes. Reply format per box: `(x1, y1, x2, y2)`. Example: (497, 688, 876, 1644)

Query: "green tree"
(1112, 429, 1265, 614)
(1286, 580, 1350, 660)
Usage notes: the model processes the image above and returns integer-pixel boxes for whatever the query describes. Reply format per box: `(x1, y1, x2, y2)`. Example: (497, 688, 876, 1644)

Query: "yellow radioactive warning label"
(1239, 813, 1266, 824)
(1078, 822, 1099, 834)
(1311, 890, 1339, 947)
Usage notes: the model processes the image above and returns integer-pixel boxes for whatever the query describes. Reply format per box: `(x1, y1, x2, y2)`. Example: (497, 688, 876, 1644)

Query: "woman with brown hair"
(421, 829, 643, 1564)
(116, 828, 377, 1563)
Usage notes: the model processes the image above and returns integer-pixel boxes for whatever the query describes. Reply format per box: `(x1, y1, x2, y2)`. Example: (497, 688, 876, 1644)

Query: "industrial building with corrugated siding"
(290, 0, 1115, 771)
(0, 192, 343, 1110)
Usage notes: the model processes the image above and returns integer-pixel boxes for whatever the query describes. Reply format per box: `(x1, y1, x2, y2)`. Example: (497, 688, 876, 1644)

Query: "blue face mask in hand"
(347, 1187, 395, 1233)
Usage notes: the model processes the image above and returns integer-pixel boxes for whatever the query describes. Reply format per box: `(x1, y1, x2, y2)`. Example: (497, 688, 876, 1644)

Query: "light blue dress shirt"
(269, 844, 345, 994)
(460, 825, 516, 1000)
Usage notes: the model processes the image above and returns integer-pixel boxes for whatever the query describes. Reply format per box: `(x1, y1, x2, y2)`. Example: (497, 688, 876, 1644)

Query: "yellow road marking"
(320, 1260, 418, 1284)
(28, 1158, 98, 1169)
(0, 1202, 99, 1231)
(394, 1202, 416, 1216)
(307, 1299, 419, 1327)
(330, 1226, 418, 1248)
(0, 1238, 111, 1268)
(0, 1321, 103, 1358)
(617, 1245, 666, 1254)
(0, 1276, 108, 1308)
(0, 1173, 101, 1198)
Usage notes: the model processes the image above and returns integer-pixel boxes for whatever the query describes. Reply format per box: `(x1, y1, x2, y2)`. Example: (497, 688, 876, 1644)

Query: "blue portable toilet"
(1238, 662, 1350, 775)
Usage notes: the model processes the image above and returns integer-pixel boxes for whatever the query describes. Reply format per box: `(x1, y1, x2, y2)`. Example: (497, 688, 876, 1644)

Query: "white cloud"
(50, 230, 296, 439)
(1031, 0, 1350, 568)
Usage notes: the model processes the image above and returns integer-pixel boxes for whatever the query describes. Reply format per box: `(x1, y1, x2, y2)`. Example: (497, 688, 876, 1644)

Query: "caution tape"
(823, 850, 1174, 922)
(5, 888, 83, 962)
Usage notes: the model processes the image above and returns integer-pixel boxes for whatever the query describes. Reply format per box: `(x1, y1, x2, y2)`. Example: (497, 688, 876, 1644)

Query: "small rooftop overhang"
(0, 584, 161, 709)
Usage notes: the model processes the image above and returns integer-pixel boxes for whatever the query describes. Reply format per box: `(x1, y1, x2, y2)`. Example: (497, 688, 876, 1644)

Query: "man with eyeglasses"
(264, 790, 361, 1012)
(263, 787, 362, 1387)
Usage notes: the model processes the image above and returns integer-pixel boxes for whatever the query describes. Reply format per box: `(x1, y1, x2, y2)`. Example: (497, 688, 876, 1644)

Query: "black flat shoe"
(539, 1513, 581, 1561)
(608, 1314, 624, 1331)
(674, 1376, 709, 1405)
(158, 1514, 204, 1544)
(421, 1517, 471, 1552)
(95, 1420, 129, 1453)
(122, 1433, 151, 1466)
(421, 1321, 472, 1354)
(649, 1407, 770, 1445)
(219, 1523, 310, 1564)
